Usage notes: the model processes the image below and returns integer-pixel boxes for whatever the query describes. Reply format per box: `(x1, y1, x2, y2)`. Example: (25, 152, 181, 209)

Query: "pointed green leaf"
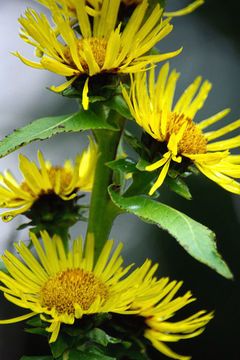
(0, 111, 119, 158)
(24, 327, 48, 336)
(50, 332, 69, 358)
(124, 131, 150, 158)
(165, 177, 192, 200)
(108, 186, 233, 279)
(26, 315, 43, 327)
(105, 95, 132, 119)
(106, 158, 137, 173)
(124, 171, 160, 198)
(87, 328, 121, 347)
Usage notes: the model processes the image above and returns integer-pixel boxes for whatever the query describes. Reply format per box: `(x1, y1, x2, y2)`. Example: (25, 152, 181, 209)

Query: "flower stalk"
(86, 112, 125, 261)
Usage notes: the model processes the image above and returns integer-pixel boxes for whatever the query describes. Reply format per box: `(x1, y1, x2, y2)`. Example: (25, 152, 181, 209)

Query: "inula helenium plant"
(0, 0, 238, 359)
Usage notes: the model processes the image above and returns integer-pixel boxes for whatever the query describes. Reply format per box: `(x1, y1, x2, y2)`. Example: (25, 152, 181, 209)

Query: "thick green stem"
(86, 113, 124, 261)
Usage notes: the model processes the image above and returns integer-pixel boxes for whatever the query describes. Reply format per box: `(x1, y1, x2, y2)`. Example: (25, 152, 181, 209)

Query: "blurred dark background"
(0, 0, 239, 359)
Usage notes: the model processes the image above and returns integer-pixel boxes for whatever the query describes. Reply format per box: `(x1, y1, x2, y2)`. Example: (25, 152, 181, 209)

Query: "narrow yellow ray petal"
(184, 80, 212, 120)
(205, 119, 240, 141)
(84, 233, 94, 271)
(94, 240, 113, 277)
(164, 0, 204, 17)
(64, 154, 80, 194)
(207, 135, 240, 151)
(75, 0, 92, 38)
(12, 52, 43, 69)
(49, 76, 78, 93)
(174, 76, 202, 114)
(145, 332, 190, 360)
(41, 57, 78, 76)
(82, 77, 90, 110)
(48, 321, 61, 343)
(149, 157, 171, 195)
(1, 203, 33, 222)
(37, 151, 52, 189)
(196, 163, 240, 194)
(0, 312, 36, 324)
(198, 108, 230, 130)
(146, 154, 170, 172)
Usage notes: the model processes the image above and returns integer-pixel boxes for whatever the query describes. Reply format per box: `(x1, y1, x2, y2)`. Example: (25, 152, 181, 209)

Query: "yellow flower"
(0, 138, 98, 221)
(131, 274, 213, 360)
(122, 63, 240, 196)
(0, 231, 166, 343)
(15, 0, 181, 109)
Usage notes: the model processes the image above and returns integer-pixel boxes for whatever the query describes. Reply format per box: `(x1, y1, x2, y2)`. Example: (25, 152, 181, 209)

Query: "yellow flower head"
(122, 63, 240, 195)
(0, 231, 172, 343)
(0, 138, 98, 221)
(15, 0, 181, 109)
(0, 231, 212, 353)
(131, 274, 213, 360)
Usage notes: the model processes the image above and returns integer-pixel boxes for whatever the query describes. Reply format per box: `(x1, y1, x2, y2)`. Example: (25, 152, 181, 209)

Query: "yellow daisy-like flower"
(15, 0, 181, 109)
(131, 275, 213, 360)
(0, 231, 167, 343)
(0, 138, 98, 221)
(122, 63, 240, 195)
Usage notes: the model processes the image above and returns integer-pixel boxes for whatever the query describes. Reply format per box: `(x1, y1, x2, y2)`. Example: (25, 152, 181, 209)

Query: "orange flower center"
(41, 268, 109, 314)
(165, 113, 207, 154)
(65, 37, 108, 73)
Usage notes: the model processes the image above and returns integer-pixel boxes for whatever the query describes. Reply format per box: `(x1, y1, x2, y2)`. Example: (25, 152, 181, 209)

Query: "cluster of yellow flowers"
(0, 0, 239, 359)
(11, 0, 240, 197)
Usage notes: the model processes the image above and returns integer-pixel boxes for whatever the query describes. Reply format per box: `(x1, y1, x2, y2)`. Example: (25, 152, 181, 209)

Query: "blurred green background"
(0, 0, 239, 359)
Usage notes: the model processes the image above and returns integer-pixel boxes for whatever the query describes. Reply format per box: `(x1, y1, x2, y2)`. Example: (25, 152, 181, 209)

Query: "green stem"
(86, 112, 124, 261)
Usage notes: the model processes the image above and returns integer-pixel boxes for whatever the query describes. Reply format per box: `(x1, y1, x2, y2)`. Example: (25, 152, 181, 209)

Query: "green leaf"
(124, 171, 159, 198)
(87, 328, 121, 347)
(150, 46, 160, 55)
(24, 327, 48, 336)
(20, 357, 53, 360)
(124, 131, 150, 158)
(105, 95, 132, 119)
(50, 333, 69, 358)
(26, 315, 43, 327)
(136, 157, 151, 171)
(0, 111, 119, 159)
(108, 186, 233, 279)
(165, 177, 192, 200)
(106, 158, 137, 173)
